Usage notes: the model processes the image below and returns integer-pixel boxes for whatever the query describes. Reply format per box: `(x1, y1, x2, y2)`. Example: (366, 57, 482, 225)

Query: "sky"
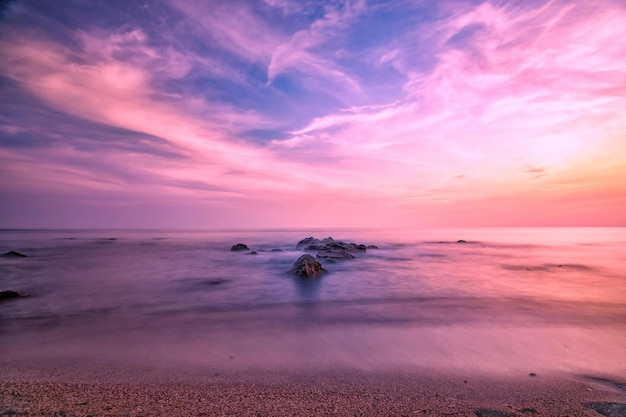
(1, 0, 625, 228)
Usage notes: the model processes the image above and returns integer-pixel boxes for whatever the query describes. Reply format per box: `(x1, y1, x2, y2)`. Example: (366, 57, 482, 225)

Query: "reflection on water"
(293, 275, 323, 303)
(1, 228, 625, 375)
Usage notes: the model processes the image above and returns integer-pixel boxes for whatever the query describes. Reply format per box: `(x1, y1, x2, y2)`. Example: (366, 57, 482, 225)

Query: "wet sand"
(1, 361, 626, 416)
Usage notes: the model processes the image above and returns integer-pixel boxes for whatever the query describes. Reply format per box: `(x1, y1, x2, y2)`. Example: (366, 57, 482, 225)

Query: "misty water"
(1, 228, 625, 377)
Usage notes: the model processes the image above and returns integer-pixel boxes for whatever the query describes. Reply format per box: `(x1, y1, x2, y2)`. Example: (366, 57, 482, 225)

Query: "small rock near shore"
(230, 243, 249, 251)
(0, 290, 29, 301)
(2, 251, 27, 258)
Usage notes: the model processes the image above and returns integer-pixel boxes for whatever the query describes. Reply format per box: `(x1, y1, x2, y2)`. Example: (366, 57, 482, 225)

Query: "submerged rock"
(2, 251, 27, 258)
(291, 254, 324, 277)
(0, 290, 29, 301)
(316, 249, 355, 261)
(230, 243, 249, 251)
(457, 239, 467, 243)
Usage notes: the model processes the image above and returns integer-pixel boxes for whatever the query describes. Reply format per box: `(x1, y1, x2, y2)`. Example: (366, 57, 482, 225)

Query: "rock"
(291, 254, 324, 277)
(457, 240, 467, 243)
(586, 402, 626, 417)
(296, 236, 335, 249)
(367, 245, 379, 249)
(247, 251, 258, 255)
(271, 249, 283, 252)
(316, 250, 355, 261)
(0, 290, 29, 301)
(230, 243, 249, 251)
(296, 236, 376, 262)
(2, 251, 27, 258)
(303, 244, 323, 251)
(296, 237, 321, 249)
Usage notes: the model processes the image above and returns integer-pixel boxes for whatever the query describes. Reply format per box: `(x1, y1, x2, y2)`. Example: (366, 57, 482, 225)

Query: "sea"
(1, 228, 625, 378)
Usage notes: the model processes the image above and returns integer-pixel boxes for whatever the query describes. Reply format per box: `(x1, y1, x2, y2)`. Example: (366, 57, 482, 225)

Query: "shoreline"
(2, 362, 626, 416)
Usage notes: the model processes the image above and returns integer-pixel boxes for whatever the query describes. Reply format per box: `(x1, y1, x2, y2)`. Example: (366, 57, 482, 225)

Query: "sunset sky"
(1, 0, 625, 228)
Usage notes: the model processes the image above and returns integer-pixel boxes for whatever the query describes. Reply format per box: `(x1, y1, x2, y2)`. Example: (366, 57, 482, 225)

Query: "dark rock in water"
(296, 236, 376, 262)
(206, 280, 226, 286)
(2, 251, 27, 258)
(296, 237, 321, 249)
(230, 243, 249, 251)
(475, 409, 516, 417)
(0, 290, 29, 301)
(271, 248, 283, 252)
(367, 245, 379, 249)
(296, 236, 335, 249)
(247, 251, 258, 255)
(586, 402, 626, 417)
(457, 239, 467, 243)
(316, 250, 355, 261)
(291, 254, 324, 277)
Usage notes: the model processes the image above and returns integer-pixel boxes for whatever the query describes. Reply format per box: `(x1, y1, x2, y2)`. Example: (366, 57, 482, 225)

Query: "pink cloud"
(169, 0, 282, 63)
(2, 0, 625, 227)
(268, 0, 366, 97)
(269, 0, 626, 225)
(0, 28, 325, 203)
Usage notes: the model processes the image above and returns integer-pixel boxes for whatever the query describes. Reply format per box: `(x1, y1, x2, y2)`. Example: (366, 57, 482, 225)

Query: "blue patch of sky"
(267, 73, 346, 119)
(25, 0, 176, 34)
(236, 128, 291, 143)
(444, 22, 487, 49)
(0, 77, 183, 158)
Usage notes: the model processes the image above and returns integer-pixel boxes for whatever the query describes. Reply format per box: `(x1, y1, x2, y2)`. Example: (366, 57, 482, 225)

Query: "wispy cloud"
(270, 0, 626, 211)
(0, 22, 307, 202)
(268, 0, 367, 100)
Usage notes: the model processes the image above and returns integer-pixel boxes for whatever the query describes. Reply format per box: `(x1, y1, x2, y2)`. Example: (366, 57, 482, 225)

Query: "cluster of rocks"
(292, 236, 376, 277)
(296, 236, 377, 262)
(229, 236, 377, 278)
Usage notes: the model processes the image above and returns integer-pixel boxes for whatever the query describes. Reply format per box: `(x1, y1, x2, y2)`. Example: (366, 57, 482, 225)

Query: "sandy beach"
(2, 360, 626, 417)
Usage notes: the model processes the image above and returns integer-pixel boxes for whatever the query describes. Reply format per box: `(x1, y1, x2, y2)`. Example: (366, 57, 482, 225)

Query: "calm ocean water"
(1, 228, 625, 375)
